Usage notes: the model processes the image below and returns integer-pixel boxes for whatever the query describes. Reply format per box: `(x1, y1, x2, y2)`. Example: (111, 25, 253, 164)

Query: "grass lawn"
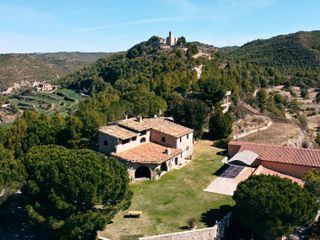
(100, 140, 234, 240)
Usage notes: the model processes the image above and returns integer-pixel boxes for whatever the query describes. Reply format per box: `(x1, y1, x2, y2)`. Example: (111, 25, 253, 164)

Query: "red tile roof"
(112, 142, 182, 165)
(229, 141, 320, 168)
(253, 165, 304, 186)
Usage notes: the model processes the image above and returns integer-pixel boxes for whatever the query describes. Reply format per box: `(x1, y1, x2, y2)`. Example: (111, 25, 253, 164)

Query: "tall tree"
(22, 145, 131, 239)
(233, 175, 318, 239)
(209, 106, 232, 139)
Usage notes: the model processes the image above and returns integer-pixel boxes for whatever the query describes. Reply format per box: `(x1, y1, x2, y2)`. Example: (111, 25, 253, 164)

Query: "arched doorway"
(135, 166, 151, 179)
(140, 137, 146, 143)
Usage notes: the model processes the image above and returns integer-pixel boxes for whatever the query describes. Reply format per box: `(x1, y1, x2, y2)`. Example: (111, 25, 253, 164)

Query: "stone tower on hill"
(166, 31, 177, 46)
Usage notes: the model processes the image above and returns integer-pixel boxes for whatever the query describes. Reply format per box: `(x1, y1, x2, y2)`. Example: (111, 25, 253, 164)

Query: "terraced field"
(9, 88, 80, 115)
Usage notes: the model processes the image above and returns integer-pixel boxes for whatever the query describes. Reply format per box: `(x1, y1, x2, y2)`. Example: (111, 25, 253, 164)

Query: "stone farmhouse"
(98, 117, 193, 181)
(228, 141, 320, 182)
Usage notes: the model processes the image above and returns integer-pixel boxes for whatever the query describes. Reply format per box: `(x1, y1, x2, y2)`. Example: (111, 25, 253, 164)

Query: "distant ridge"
(0, 52, 110, 91)
(223, 30, 320, 67)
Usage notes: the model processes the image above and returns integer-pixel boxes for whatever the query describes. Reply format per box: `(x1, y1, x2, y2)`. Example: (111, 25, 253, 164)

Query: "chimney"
(137, 115, 142, 122)
(164, 148, 171, 155)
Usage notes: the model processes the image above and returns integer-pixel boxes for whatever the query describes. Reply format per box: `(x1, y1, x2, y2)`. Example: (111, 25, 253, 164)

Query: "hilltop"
(224, 31, 320, 67)
(0, 52, 109, 91)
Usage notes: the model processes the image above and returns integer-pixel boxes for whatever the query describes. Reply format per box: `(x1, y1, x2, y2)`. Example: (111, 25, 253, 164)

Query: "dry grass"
(240, 121, 302, 146)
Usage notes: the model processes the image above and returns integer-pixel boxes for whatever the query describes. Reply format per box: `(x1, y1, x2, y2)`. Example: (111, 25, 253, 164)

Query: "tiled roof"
(99, 125, 138, 140)
(147, 118, 193, 138)
(117, 118, 152, 132)
(112, 142, 182, 164)
(117, 117, 193, 138)
(229, 141, 320, 168)
(253, 165, 304, 186)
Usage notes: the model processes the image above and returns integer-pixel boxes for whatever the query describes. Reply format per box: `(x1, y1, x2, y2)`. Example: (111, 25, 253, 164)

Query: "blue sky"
(0, 0, 319, 53)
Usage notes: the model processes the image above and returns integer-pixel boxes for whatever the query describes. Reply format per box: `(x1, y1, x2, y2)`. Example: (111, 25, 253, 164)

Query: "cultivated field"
(9, 88, 80, 115)
(100, 140, 234, 240)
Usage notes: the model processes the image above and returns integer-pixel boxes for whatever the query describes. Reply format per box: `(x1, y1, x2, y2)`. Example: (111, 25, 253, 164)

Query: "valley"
(1, 29, 320, 240)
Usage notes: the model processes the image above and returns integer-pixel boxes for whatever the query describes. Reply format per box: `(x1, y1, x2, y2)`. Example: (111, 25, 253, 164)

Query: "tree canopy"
(22, 145, 131, 239)
(233, 175, 318, 239)
(303, 169, 320, 198)
(209, 106, 232, 139)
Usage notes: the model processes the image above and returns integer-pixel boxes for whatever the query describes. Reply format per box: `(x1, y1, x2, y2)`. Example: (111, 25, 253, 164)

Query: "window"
(187, 134, 189, 139)
(161, 137, 166, 142)
(180, 137, 182, 142)
(132, 136, 137, 141)
(186, 146, 189, 151)
(103, 140, 108, 146)
(175, 157, 178, 165)
(140, 137, 146, 143)
(122, 139, 130, 144)
(141, 130, 147, 135)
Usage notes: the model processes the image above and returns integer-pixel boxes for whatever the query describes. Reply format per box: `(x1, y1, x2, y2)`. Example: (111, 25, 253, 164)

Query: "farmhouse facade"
(228, 141, 320, 179)
(98, 117, 193, 181)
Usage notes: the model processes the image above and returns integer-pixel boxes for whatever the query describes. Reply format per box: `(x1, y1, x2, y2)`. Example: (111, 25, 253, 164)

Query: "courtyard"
(99, 140, 234, 240)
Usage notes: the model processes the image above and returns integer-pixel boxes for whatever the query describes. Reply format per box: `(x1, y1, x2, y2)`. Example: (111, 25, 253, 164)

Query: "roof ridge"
(230, 141, 320, 152)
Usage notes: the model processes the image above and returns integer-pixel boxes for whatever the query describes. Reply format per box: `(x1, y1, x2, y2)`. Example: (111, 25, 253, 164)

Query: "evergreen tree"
(233, 175, 318, 239)
(22, 145, 131, 239)
(209, 106, 232, 139)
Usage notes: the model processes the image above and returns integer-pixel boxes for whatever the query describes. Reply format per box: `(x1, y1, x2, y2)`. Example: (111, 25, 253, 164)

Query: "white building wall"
(176, 132, 194, 159)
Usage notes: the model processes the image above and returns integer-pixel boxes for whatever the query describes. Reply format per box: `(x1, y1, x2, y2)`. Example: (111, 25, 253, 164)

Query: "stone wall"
(98, 130, 151, 154)
(139, 213, 230, 240)
(150, 129, 178, 148)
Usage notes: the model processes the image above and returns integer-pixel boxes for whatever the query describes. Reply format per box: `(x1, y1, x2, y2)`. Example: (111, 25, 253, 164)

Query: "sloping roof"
(228, 150, 259, 166)
(118, 117, 193, 138)
(253, 165, 304, 186)
(146, 118, 193, 137)
(99, 125, 138, 140)
(117, 118, 152, 132)
(229, 141, 320, 168)
(112, 142, 182, 164)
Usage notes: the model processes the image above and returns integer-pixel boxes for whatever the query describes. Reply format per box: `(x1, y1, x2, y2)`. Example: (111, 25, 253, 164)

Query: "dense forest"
(225, 31, 320, 68)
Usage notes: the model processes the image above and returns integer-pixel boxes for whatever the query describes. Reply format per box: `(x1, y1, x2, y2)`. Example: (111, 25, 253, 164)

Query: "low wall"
(139, 213, 230, 240)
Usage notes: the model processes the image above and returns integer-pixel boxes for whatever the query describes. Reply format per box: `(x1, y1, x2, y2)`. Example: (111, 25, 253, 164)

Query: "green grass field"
(101, 140, 234, 240)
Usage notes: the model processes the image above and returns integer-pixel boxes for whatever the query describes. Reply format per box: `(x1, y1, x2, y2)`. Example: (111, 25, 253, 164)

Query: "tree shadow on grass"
(200, 205, 232, 227)
(0, 194, 43, 239)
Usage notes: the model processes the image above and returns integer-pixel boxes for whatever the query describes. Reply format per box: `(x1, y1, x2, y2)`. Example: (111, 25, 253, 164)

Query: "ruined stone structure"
(98, 117, 193, 181)
(221, 91, 232, 113)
